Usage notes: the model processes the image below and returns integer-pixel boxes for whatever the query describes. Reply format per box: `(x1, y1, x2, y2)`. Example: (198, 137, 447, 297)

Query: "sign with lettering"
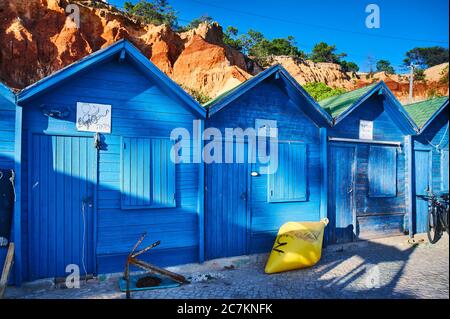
(359, 120, 373, 140)
(76, 102, 111, 133)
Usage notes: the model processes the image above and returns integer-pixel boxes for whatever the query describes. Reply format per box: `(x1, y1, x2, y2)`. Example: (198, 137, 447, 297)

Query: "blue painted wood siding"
(0, 93, 16, 281)
(415, 108, 449, 192)
(268, 142, 307, 202)
(20, 59, 202, 279)
(442, 150, 449, 191)
(368, 146, 397, 197)
(206, 78, 323, 255)
(328, 94, 408, 239)
(0, 95, 16, 170)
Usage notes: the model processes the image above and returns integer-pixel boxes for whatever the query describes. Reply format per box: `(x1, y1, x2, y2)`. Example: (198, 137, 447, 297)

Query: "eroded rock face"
(0, 0, 257, 97)
(269, 56, 354, 89)
(0, 0, 447, 103)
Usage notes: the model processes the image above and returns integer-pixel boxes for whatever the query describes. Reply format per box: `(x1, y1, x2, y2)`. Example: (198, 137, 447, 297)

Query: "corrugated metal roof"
(404, 96, 449, 128)
(319, 83, 378, 118)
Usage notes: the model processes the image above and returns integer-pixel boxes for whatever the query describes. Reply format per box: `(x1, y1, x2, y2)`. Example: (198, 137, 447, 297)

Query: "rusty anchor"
(123, 232, 189, 299)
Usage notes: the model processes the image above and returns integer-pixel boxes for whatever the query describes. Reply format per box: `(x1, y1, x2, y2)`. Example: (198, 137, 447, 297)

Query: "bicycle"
(418, 191, 449, 244)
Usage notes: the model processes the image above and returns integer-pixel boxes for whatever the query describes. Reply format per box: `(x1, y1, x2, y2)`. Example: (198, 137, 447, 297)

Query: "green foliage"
(413, 68, 426, 81)
(222, 27, 305, 66)
(309, 42, 358, 73)
(303, 82, 346, 101)
(403, 46, 449, 68)
(179, 15, 213, 31)
(439, 65, 449, 85)
(183, 86, 211, 104)
(223, 26, 243, 51)
(426, 88, 444, 98)
(124, 0, 178, 28)
(376, 59, 395, 74)
(340, 61, 359, 73)
(309, 42, 347, 63)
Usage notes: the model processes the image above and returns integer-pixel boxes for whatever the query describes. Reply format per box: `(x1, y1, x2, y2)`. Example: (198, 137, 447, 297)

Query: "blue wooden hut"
(405, 97, 449, 234)
(204, 65, 333, 259)
(0, 83, 17, 273)
(13, 40, 206, 283)
(319, 82, 418, 243)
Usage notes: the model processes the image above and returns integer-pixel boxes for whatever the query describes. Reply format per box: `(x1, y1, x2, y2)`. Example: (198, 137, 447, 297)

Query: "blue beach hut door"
(205, 141, 251, 260)
(28, 134, 97, 280)
(328, 144, 356, 244)
(414, 150, 431, 234)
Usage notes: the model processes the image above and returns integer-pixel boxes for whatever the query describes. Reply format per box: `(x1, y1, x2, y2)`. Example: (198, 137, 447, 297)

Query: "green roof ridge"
(404, 96, 448, 128)
(319, 83, 378, 118)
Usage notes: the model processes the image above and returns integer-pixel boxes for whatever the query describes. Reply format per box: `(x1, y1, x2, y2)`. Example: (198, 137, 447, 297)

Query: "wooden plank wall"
(328, 94, 408, 239)
(0, 94, 16, 278)
(415, 108, 449, 192)
(0, 95, 15, 170)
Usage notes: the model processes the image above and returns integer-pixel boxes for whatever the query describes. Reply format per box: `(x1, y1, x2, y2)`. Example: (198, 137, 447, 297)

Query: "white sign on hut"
(76, 102, 112, 133)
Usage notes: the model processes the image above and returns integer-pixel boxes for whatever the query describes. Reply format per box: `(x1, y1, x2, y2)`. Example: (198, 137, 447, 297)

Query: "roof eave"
(333, 81, 418, 135)
(420, 98, 449, 133)
(0, 82, 16, 105)
(123, 42, 206, 118)
(18, 40, 126, 104)
(207, 65, 333, 127)
(278, 68, 333, 127)
(333, 82, 383, 126)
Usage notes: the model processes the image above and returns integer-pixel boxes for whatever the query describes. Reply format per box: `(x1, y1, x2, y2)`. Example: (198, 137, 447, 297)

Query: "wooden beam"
(0, 243, 15, 299)
(406, 135, 414, 238)
(14, 106, 23, 286)
(328, 137, 402, 147)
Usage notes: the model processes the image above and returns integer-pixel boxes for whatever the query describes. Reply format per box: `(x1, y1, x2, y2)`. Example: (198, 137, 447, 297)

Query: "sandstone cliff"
(0, 0, 447, 104)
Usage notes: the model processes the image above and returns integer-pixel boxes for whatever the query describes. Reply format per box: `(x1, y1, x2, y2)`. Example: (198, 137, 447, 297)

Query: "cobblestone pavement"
(5, 234, 449, 299)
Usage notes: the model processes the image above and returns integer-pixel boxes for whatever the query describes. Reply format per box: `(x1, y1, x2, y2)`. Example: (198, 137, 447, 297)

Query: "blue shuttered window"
(268, 142, 307, 203)
(442, 150, 449, 191)
(121, 137, 175, 209)
(368, 146, 397, 197)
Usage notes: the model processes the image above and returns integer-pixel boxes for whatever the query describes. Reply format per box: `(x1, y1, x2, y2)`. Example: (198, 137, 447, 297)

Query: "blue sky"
(108, 0, 449, 72)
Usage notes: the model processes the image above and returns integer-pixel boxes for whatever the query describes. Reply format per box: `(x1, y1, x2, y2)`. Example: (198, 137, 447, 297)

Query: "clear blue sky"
(108, 0, 449, 72)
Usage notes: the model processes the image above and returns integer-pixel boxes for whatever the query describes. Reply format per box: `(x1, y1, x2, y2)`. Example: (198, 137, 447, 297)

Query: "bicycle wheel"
(427, 206, 441, 244)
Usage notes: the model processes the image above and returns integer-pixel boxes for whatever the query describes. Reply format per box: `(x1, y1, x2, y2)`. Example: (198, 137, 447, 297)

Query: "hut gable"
(405, 96, 448, 130)
(322, 82, 418, 140)
(206, 64, 333, 127)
